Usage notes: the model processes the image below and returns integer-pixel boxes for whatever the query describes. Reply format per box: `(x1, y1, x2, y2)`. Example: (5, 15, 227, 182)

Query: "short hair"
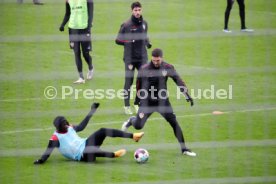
(152, 48, 163, 57)
(53, 116, 68, 130)
(131, 1, 142, 10)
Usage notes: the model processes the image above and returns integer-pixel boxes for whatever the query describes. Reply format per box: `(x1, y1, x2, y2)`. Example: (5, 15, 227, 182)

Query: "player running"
(121, 48, 196, 157)
(34, 103, 144, 164)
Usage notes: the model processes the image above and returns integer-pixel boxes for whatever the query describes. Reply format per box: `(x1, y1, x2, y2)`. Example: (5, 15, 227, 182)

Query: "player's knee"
(99, 128, 107, 133)
(239, 5, 245, 10)
(95, 128, 107, 135)
(226, 6, 232, 12)
(82, 51, 90, 58)
(226, 2, 233, 10)
(165, 113, 176, 121)
(132, 120, 144, 130)
(133, 124, 143, 130)
(74, 49, 81, 57)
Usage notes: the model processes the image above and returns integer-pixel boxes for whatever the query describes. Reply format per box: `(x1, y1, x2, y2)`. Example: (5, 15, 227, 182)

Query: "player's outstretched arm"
(33, 140, 58, 165)
(74, 103, 100, 132)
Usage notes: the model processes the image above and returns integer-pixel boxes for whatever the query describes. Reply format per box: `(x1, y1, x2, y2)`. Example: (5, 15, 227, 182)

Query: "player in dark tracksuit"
(115, 1, 152, 115)
(17, 0, 43, 5)
(122, 48, 196, 157)
(224, 0, 253, 32)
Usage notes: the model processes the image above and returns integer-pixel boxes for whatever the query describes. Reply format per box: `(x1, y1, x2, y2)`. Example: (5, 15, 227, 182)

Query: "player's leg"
(159, 106, 185, 148)
(86, 128, 144, 146)
(33, 0, 43, 5)
(224, 0, 234, 32)
(160, 104, 196, 156)
(133, 61, 146, 113)
(237, 0, 246, 29)
(123, 62, 135, 114)
(82, 128, 144, 162)
(73, 44, 85, 83)
(81, 147, 114, 162)
(81, 29, 93, 80)
(69, 29, 85, 83)
(237, 0, 254, 32)
(122, 107, 152, 131)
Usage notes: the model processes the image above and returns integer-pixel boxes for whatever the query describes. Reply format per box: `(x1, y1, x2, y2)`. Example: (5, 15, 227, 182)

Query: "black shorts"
(68, 28, 92, 52)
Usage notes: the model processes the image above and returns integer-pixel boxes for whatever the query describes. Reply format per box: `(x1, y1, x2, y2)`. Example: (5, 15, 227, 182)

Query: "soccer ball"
(134, 148, 149, 163)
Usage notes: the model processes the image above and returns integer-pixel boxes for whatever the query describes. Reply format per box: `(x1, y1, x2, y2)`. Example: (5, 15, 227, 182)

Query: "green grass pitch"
(0, 0, 275, 183)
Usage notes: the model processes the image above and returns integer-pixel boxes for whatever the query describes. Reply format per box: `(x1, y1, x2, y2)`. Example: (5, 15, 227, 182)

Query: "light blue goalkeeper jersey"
(54, 126, 87, 161)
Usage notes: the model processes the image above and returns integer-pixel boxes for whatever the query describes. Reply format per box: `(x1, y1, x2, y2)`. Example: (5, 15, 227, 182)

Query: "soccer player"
(17, 0, 43, 5)
(59, 0, 94, 84)
(224, 0, 254, 33)
(33, 103, 144, 164)
(121, 48, 196, 157)
(115, 1, 152, 115)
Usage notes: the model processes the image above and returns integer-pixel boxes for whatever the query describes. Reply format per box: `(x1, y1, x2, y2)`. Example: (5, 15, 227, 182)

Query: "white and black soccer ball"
(134, 148, 149, 163)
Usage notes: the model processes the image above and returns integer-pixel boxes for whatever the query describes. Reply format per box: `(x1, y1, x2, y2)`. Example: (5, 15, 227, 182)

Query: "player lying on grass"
(34, 103, 144, 164)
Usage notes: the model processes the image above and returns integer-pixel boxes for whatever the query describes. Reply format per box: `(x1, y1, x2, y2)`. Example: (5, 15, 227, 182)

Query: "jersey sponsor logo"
(139, 112, 144, 119)
(162, 70, 167, 77)
(72, 6, 83, 10)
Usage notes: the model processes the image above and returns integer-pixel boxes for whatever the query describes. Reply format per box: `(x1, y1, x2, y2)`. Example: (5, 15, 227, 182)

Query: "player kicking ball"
(34, 103, 144, 164)
(122, 48, 196, 157)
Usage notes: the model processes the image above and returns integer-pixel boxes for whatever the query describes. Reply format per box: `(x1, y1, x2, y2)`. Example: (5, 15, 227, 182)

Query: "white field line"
(0, 107, 275, 135)
(104, 176, 276, 184)
(0, 139, 275, 157)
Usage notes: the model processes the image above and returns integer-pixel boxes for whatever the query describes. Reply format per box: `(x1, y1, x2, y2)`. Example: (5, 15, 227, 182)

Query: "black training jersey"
(115, 15, 150, 63)
(136, 61, 188, 105)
